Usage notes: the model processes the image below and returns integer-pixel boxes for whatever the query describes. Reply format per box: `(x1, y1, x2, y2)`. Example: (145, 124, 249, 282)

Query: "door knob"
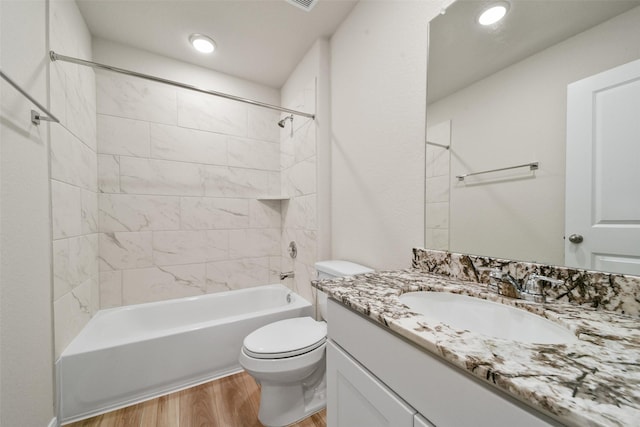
(568, 234, 583, 244)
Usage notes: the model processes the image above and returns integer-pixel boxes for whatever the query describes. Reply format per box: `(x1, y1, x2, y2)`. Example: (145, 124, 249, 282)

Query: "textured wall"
(0, 0, 55, 425)
(330, 1, 446, 270)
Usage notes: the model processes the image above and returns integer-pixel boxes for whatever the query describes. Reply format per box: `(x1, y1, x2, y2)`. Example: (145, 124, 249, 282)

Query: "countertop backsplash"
(412, 248, 640, 317)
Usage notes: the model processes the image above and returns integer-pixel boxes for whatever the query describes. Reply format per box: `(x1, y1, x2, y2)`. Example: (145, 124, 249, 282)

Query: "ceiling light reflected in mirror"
(478, 2, 509, 26)
(189, 34, 216, 54)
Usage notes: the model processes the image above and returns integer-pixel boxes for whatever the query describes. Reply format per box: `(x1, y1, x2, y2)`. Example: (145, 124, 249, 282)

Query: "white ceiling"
(428, 0, 640, 103)
(76, 0, 358, 89)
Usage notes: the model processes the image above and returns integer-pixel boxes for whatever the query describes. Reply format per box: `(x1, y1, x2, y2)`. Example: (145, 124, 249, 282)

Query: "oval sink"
(399, 292, 578, 344)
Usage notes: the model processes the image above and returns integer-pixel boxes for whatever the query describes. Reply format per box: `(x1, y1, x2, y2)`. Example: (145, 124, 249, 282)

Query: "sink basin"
(399, 292, 578, 344)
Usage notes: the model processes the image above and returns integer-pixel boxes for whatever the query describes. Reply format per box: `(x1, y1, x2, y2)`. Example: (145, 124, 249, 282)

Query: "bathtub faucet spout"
(280, 271, 295, 280)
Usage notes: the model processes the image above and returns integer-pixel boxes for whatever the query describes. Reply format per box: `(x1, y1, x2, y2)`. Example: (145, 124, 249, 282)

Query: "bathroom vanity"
(327, 300, 558, 426)
(314, 249, 640, 427)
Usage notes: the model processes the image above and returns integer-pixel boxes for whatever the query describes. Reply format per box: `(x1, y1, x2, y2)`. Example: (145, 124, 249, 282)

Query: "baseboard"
(47, 417, 58, 427)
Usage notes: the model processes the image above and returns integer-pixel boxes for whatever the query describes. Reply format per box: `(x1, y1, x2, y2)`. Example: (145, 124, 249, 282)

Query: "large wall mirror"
(426, 0, 640, 274)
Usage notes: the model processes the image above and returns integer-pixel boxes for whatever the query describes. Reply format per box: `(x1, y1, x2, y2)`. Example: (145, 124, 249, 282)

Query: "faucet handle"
(526, 274, 564, 288)
(475, 267, 502, 292)
(523, 274, 564, 302)
(489, 268, 505, 279)
(476, 266, 501, 276)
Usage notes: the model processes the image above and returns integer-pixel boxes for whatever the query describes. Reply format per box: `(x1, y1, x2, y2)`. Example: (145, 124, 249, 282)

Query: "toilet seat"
(243, 317, 327, 359)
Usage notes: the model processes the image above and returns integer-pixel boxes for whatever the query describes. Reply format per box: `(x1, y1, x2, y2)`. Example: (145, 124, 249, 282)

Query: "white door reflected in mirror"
(565, 58, 640, 275)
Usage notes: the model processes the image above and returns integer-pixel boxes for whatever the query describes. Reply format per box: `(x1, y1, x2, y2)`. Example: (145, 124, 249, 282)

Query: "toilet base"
(257, 376, 326, 427)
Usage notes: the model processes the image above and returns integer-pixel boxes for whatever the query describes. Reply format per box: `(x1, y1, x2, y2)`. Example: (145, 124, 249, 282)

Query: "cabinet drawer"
(327, 341, 416, 427)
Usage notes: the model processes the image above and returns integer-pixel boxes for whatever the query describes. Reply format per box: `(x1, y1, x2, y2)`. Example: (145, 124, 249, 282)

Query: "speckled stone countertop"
(313, 269, 640, 427)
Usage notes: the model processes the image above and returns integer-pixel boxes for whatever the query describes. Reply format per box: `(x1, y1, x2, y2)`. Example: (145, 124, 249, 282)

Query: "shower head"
(277, 114, 294, 128)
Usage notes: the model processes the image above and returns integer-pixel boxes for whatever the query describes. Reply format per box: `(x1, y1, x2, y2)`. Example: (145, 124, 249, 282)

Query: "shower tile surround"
(425, 120, 451, 251)
(96, 72, 319, 310)
(280, 79, 319, 307)
(50, 0, 99, 358)
(96, 72, 285, 307)
(313, 248, 640, 426)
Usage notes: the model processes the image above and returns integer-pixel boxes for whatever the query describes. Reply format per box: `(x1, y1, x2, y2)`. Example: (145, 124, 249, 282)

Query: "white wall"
(93, 38, 278, 105)
(0, 0, 54, 425)
(330, 1, 446, 270)
(427, 6, 640, 265)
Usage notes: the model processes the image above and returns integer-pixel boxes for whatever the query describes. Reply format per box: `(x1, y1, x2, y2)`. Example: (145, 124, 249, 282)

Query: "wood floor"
(66, 371, 326, 427)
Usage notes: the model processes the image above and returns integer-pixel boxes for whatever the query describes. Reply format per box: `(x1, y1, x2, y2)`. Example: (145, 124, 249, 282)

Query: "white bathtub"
(57, 284, 312, 424)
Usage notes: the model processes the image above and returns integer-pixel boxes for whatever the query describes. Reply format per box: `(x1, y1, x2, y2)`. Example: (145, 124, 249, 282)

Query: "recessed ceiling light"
(478, 3, 509, 26)
(189, 34, 216, 54)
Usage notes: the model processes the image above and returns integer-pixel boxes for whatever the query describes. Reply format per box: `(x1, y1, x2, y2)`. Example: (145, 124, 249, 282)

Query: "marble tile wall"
(280, 79, 318, 307)
(96, 72, 283, 307)
(425, 120, 451, 250)
(50, 0, 99, 358)
(412, 248, 640, 316)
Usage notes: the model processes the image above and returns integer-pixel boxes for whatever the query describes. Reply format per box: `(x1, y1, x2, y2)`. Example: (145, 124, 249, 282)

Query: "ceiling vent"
(286, 0, 318, 12)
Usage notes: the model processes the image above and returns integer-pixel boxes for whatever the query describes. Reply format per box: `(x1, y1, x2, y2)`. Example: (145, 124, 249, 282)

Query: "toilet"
(239, 260, 373, 427)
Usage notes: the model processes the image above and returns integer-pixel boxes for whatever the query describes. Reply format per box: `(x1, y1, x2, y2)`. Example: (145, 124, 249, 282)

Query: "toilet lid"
(243, 317, 327, 359)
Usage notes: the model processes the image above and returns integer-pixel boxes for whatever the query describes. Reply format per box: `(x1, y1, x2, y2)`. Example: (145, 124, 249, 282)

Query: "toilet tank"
(315, 260, 373, 319)
(315, 260, 374, 279)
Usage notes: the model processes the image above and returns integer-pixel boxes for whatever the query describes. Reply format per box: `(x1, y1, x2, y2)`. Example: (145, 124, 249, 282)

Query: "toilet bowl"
(238, 260, 373, 427)
(239, 317, 327, 427)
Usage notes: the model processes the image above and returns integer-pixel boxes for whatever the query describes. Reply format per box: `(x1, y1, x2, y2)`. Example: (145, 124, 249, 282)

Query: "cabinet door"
(327, 341, 416, 427)
(414, 414, 436, 427)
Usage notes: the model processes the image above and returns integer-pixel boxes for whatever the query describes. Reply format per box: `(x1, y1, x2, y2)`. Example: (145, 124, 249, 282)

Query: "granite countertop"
(312, 269, 640, 427)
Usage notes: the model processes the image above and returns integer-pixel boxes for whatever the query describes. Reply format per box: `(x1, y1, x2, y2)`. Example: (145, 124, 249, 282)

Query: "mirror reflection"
(426, 0, 640, 274)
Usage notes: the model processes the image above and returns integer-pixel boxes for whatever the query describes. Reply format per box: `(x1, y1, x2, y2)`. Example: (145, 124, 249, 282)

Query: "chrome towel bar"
(0, 69, 60, 125)
(456, 162, 539, 182)
(426, 140, 450, 150)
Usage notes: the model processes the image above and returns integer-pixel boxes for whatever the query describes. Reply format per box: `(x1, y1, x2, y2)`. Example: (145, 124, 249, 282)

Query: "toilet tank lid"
(314, 260, 373, 277)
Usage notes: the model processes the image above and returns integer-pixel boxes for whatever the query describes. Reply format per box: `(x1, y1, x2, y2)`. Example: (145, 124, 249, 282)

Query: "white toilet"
(239, 260, 373, 427)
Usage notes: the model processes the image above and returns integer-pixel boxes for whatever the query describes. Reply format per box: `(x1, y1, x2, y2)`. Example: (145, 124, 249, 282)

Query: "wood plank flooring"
(66, 371, 326, 427)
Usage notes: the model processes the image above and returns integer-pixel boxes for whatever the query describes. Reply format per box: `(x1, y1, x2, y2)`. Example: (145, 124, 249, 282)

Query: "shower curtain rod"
(49, 51, 316, 119)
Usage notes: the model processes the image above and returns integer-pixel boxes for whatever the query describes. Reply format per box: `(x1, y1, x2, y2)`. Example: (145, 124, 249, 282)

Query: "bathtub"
(57, 284, 312, 424)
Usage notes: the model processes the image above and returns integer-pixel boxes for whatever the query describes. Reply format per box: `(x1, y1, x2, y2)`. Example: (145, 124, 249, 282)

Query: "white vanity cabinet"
(327, 300, 561, 427)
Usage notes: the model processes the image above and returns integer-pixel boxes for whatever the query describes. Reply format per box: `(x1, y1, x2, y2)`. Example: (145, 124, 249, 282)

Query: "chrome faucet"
(482, 268, 564, 303)
(522, 274, 564, 303)
(487, 268, 523, 298)
(280, 271, 295, 280)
